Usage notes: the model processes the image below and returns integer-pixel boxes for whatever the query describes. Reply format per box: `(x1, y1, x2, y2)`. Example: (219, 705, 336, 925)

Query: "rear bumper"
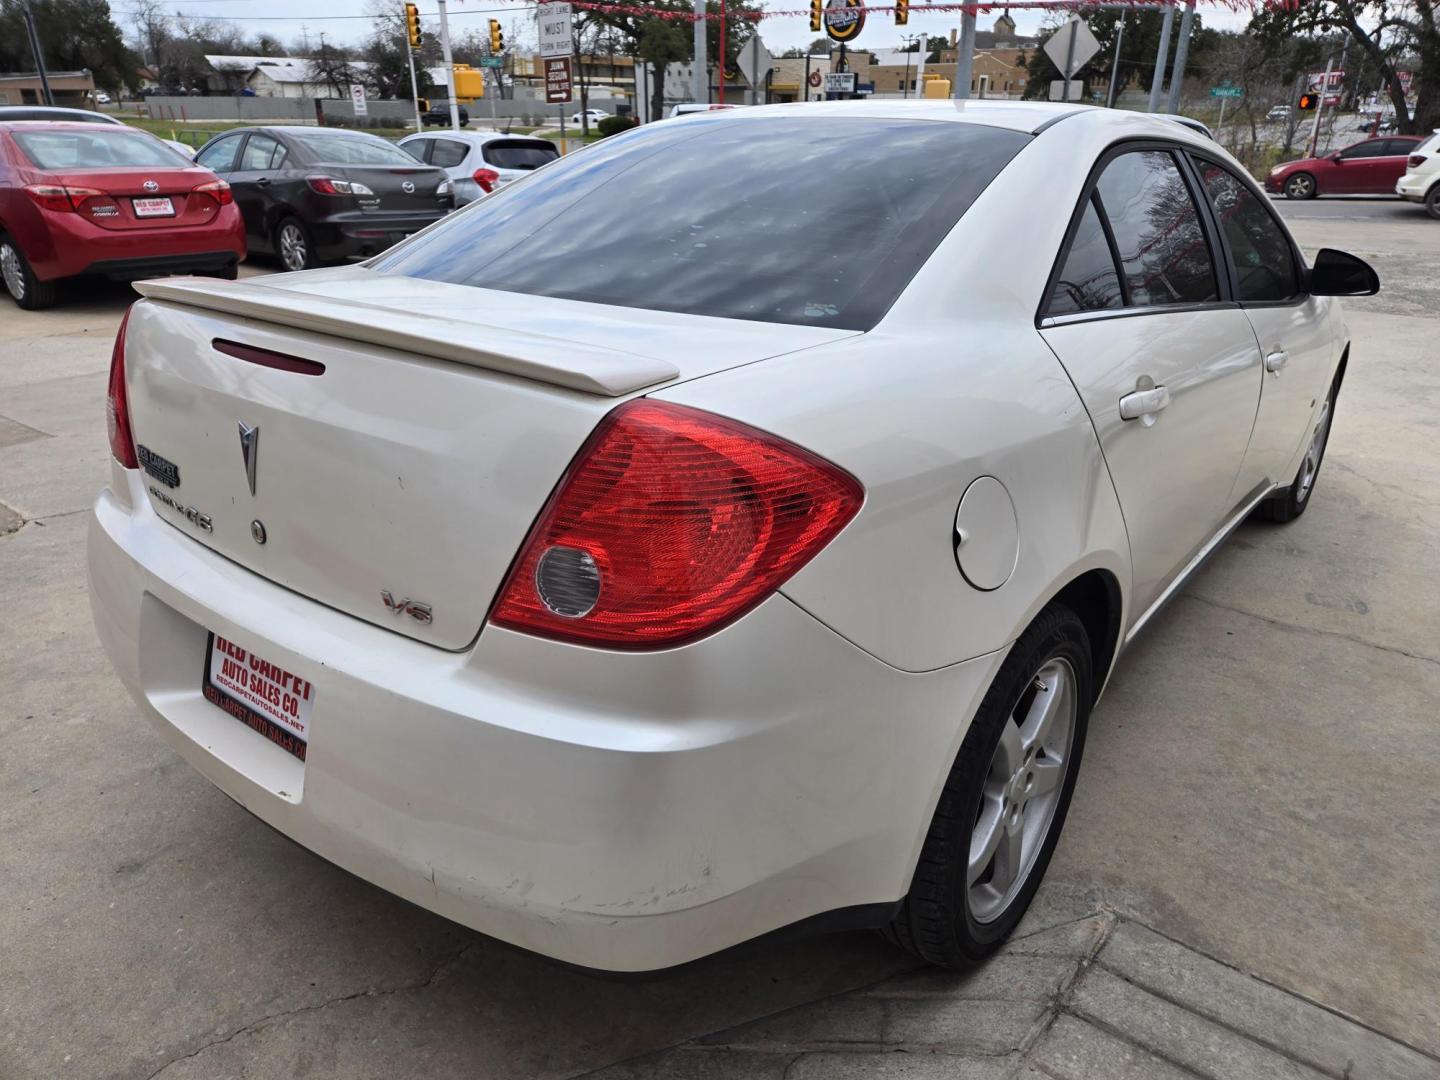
(26, 206, 246, 281)
(88, 465, 1002, 971)
(311, 210, 451, 260)
(1396, 173, 1432, 200)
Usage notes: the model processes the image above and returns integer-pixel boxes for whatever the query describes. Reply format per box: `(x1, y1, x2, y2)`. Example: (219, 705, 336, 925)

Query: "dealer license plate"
(202, 633, 315, 761)
(132, 197, 175, 218)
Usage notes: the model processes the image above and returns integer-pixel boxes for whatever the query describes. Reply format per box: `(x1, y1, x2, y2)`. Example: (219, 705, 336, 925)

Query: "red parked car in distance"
(1265, 135, 1423, 199)
(0, 122, 245, 309)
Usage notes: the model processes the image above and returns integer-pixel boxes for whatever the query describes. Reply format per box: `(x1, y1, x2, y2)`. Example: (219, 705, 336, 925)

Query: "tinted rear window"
(288, 131, 418, 165)
(371, 117, 1028, 330)
(484, 139, 559, 170)
(14, 129, 189, 169)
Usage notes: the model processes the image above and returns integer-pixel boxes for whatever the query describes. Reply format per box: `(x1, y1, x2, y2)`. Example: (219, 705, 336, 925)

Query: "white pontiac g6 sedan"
(88, 101, 1376, 972)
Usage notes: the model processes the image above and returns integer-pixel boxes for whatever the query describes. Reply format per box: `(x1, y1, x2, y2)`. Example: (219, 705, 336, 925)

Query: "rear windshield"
(484, 139, 559, 170)
(371, 117, 1028, 330)
(13, 129, 189, 169)
(288, 131, 419, 166)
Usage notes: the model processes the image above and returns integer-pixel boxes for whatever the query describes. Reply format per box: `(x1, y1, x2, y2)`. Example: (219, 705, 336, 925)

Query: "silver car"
(398, 130, 559, 205)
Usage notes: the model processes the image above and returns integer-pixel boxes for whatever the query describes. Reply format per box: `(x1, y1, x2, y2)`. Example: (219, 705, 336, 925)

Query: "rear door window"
(238, 134, 282, 171)
(483, 139, 560, 170)
(1047, 195, 1124, 315)
(1196, 159, 1300, 302)
(1094, 150, 1218, 307)
(430, 139, 469, 168)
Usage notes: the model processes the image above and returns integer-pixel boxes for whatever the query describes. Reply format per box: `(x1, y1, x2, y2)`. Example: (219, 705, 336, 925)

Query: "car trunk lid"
(50, 166, 219, 231)
(324, 164, 449, 212)
(122, 270, 857, 649)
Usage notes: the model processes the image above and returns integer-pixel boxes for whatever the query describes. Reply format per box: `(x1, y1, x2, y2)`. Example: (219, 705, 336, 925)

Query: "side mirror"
(1306, 248, 1380, 297)
(1329, 152, 1345, 162)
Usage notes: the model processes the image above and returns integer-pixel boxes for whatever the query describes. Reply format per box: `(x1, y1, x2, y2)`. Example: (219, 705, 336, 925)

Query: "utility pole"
(952, 7, 975, 100)
(1164, 0, 1196, 114)
(693, 0, 707, 103)
(406, 43, 422, 133)
(1146, 2, 1174, 112)
(21, 0, 54, 106)
(1105, 11, 1125, 108)
(437, 0, 460, 131)
(1308, 55, 1334, 158)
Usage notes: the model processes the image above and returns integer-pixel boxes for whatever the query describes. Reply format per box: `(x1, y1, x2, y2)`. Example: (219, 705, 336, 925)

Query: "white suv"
(1396, 130, 1440, 218)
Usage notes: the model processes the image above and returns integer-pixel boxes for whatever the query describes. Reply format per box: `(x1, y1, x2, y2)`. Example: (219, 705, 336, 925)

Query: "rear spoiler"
(132, 277, 679, 397)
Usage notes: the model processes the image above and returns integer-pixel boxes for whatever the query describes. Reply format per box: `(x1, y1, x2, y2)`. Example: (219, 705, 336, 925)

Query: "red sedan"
(1265, 135, 1422, 199)
(0, 122, 245, 310)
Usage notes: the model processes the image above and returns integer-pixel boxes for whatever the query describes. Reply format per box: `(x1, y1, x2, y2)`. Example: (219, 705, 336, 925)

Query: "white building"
(240, 58, 375, 99)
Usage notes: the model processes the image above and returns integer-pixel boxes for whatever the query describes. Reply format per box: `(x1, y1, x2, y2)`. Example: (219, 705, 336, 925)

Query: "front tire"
(1254, 379, 1337, 524)
(0, 233, 57, 310)
(885, 603, 1092, 968)
(275, 217, 316, 272)
(1284, 172, 1317, 200)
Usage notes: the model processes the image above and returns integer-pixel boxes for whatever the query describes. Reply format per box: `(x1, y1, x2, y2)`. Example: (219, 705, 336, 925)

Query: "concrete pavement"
(2, 211, 1438, 1079)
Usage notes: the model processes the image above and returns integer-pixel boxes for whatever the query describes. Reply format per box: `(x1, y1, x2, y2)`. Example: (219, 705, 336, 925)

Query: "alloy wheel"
(279, 224, 308, 272)
(1285, 175, 1314, 199)
(1295, 396, 1333, 504)
(1, 243, 25, 302)
(968, 657, 1077, 924)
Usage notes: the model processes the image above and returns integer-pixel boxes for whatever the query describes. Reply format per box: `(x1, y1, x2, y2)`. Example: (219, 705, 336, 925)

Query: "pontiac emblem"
(238, 422, 259, 496)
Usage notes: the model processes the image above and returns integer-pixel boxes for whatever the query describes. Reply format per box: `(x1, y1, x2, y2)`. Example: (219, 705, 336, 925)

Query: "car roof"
(686, 99, 1226, 141)
(0, 107, 121, 125)
(399, 130, 551, 145)
(0, 119, 145, 133)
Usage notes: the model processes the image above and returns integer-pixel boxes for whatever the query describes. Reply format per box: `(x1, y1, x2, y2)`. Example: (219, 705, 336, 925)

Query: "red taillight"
(307, 176, 343, 195)
(490, 400, 863, 649)
(192, 178, 233, 205)
(106, 306, 138, 469)
(473, 167, 500, 193)
(24, 184, 104, 212)
(1409, 155, 1426, 168)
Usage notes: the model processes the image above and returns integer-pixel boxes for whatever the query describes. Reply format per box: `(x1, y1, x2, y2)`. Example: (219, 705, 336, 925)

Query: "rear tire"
(275, 217, 316, 272)
(0, 233, 57, 310)
(884, 603, 1092, 968)
(1284, 172, 1317, 199)
(1254, 378, 1337, 524)
(1426, 184, 1440, 221)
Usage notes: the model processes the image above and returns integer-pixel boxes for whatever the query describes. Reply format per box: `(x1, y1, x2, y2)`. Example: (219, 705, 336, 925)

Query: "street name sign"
(1210, 84, 1242, 98)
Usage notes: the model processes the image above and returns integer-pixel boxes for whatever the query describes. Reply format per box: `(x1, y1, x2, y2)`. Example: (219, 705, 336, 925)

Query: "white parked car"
(96, 92, 113, 105)
(570, 108, 609, 125)
(1266, 105, 1291, 122)
(1395, 129, 1440, 217)
(89, 101, 1375, 973)
(398, 130, 559, 205)
(0, 105, 193, 157)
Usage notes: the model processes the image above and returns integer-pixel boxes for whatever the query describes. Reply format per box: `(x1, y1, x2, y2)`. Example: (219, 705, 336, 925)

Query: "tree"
(362, 3, 436, 100)
(924, 34, 948, 63)
(1249, 0, 1437, 134)
(307, 36, 363, 97)
(0, 0, 138, 94)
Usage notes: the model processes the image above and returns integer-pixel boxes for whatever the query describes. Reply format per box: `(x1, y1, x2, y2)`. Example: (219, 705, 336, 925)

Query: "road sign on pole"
(544, 56, 573, 104)
(1209, 84, 1242, 98)
(538, 2, 573, 58)
(349, 84, 368, 116)
(1044, 16, 1101, 91)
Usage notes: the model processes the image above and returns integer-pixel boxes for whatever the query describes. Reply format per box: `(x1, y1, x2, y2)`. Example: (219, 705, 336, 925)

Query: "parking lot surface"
(2, 204, 1437, 1079)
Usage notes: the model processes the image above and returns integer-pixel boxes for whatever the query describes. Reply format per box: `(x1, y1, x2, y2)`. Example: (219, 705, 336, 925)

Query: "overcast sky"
(108, 0, 1255, 58)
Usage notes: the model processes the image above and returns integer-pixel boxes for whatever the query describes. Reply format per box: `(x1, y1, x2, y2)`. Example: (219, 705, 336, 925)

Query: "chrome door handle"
(1118, 385, 1171, 422)
(1265, 350, 1289, 374)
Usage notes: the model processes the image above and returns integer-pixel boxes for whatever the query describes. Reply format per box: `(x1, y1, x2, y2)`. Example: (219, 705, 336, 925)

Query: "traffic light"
(404, 3, 422, 49)
(895, 0, 908, 26)
(810, 0, 822, 32)
(489, 18, 504, 54)
(1297, 92, 1318, 111)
